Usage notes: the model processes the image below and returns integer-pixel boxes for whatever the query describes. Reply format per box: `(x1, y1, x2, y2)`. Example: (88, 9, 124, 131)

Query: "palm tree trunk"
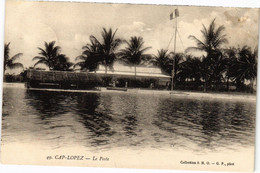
(173, 71, 177, 89)
(104, 60, 108, 74)
(250, 79, 254, 93)
(204, 77, 207, 92)
(134, 65, 137, 79)
(226, 77, 229, 91)
(132, 65, 137, 88)
(3, 65, 6, 82)
(236, 79, 242, 91)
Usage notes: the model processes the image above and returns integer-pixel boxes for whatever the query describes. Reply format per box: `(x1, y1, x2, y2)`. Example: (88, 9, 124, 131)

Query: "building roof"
(95, 64, 171, 79)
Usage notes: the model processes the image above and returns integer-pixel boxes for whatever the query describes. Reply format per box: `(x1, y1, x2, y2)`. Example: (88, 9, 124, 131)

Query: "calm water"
(1, 86, 256, 153)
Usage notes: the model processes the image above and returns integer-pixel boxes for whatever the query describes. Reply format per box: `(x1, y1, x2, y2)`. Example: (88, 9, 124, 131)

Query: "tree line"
(4, 19, 257, 92)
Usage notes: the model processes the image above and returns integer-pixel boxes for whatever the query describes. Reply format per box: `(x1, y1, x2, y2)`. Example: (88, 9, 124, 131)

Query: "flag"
(175, 8, 179, 17)
(170, 12, 173, 20)
(170, 8, 179, 20)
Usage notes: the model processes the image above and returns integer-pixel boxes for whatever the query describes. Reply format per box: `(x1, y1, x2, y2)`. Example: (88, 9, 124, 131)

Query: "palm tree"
(53, 54, 73, 71)
(4, 42, 24, 73)
(151, 49, 172, 75)
(186, 19, 228, 92)
(224, 47, 239, 90)
(208, 50, 229, 90)
(33, 41, 60, 70)
(178, 55, 202, 89)
(75, 38, 102, 72)
(232, 46, 257, 92)
(33, 41, 72, 71)
(89, 28, 122, 73)
(118, 36, 151, 78)
(152, 50, 185, 89)
(169, 52, 184, 89)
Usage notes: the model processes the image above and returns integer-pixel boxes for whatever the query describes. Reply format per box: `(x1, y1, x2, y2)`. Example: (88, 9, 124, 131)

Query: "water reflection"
(25, 90, 70, 120)
(74, 93, 115, 147)
(116, 95, 139, 137)
(122, 115, 138, 137)
(2, 87, 256, 153)
(153, 98, 255, 151)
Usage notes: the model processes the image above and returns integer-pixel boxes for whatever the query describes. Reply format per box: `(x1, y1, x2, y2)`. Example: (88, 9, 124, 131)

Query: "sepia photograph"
(1, 0, 259, 172)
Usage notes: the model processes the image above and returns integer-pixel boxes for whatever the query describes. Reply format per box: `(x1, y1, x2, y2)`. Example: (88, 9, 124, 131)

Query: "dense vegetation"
(4, 19, 257, 92)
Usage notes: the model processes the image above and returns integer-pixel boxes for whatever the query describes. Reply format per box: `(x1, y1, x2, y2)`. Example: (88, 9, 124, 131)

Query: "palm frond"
(10, 53, 23, 62)
(37, 47, 48, 58)
(89, 35, 102, 47)
(188, 35, 206, 48)
(74, 62, 85, 68)
(8, 63, 24, 70)
(33, 56, 47, 61)
(185, 47, 204, 53)
(34, 59, 49, 67)
(4, 42, 24, 71)
(75, 55, 87, 62)
(4, 42, 11, 61)
(140, 46, 152, 54)
(201, 24, 208, 39)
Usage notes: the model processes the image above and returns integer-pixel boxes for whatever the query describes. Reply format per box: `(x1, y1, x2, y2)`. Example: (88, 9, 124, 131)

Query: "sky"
(4, 0, 259, 70)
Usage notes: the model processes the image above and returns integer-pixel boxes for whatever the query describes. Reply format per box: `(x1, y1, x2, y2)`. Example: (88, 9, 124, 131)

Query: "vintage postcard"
(1, 0, 259, 172)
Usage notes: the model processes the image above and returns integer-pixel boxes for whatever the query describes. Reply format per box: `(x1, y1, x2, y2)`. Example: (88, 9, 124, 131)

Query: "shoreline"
(3, 82, 257, 101)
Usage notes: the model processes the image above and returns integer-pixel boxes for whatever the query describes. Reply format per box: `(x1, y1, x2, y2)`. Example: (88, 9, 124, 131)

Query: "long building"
(93, 64, 171, 88)
(26, 64, 171, 89)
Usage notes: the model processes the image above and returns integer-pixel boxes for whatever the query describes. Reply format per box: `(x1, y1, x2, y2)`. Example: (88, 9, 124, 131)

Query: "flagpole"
(171, 14, 178, 91)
